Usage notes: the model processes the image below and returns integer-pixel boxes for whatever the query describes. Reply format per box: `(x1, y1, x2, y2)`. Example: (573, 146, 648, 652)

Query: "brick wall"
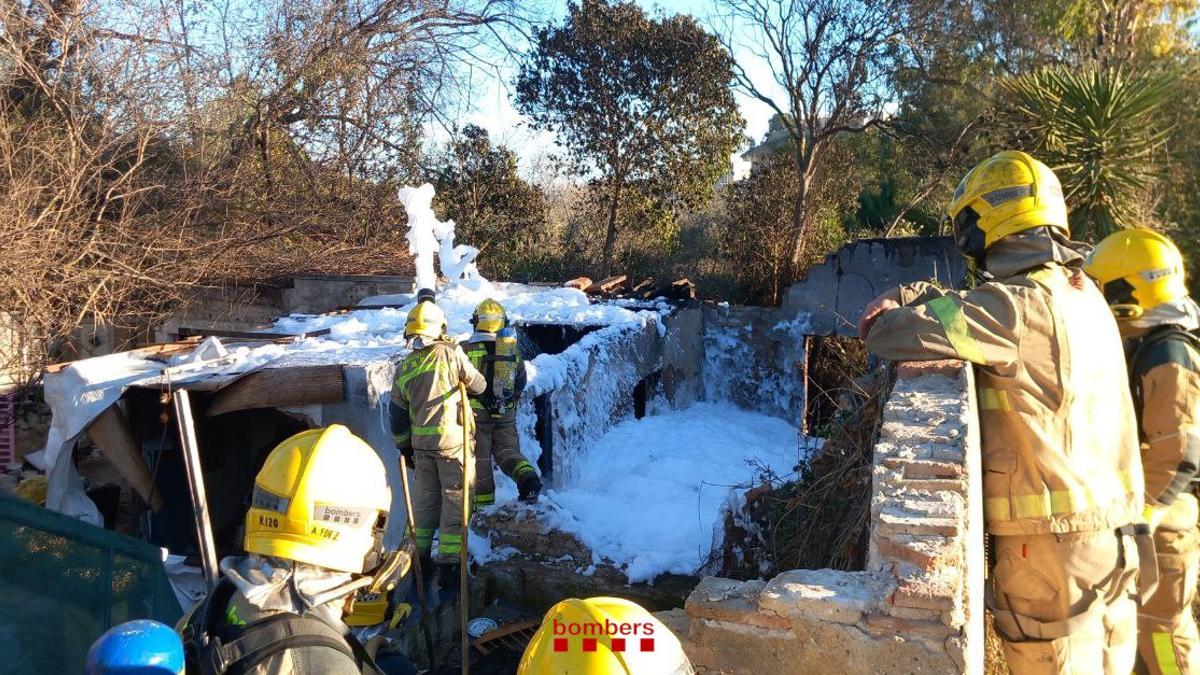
(678, 360, 984, 674)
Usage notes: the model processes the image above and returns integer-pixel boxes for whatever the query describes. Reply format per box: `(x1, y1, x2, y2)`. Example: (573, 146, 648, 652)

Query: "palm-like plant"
(1000, 66, 1176, 241)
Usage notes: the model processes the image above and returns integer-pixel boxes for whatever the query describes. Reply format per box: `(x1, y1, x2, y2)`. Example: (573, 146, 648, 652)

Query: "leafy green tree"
(429, 125, 548, 279)
(717, 152, 852, 305)
(1000, 65, 1176, 240)
(516, 0, 744, 277)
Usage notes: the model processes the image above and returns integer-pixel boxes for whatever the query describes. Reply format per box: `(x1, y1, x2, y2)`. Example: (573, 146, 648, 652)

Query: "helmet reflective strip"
(314, 504, 374, 528)
(252, 487, 289, 513)
(1141, 266, 1176, 282)
(980, 184, 1033, 208)
(477, 312, 503, 322)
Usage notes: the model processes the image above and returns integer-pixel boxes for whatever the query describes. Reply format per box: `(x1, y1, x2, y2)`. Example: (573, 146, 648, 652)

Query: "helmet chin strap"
(306, 574, 375, 609)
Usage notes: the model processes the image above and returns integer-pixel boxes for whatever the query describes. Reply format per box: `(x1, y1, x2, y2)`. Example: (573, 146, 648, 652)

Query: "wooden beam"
(86, 404, 162, 511)
(175, 327, 331, 340)
(585, 275, 627, 295)
(174, 389, 220, 590)
(206, 365, 346, 417)
(563, 276, 592, 291)
(46, 336, 204, 374)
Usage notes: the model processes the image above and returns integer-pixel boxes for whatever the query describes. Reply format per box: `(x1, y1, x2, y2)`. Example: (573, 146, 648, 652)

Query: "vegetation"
(516, 0, 744, 278)
(2, 0, 1200, 381)
(429, 126, 549, 280)
(1000, 66, 1177, 240)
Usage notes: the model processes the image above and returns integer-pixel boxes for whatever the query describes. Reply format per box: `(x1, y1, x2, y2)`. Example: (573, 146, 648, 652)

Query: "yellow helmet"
(404, 301, 447, 340)
(517, 597, 693, 675)
(1084, 228, 1188, 320)
(948, 150, 1068, 259)
(245, 425, 391, 573)
(472, 298, 507, 333)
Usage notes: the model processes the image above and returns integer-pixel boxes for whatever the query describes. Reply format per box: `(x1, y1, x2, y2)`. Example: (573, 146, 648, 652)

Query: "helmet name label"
(310, 525, 340, 540)
(257, 515, 279, 529)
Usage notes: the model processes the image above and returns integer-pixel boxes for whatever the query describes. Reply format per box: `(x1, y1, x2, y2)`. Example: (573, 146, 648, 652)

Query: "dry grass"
(716, 362, 892, 577)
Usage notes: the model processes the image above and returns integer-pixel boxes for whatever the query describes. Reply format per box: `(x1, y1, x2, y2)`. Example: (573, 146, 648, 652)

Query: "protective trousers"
(1137, 495, 1200, 675)
(989, 529, 1138, 674)
(410, 448, 473, 564)
(472, 414, 531, 510)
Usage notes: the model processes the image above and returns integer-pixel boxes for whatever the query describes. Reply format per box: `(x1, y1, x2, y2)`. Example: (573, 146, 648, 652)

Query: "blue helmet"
(86, 620, 185, 675)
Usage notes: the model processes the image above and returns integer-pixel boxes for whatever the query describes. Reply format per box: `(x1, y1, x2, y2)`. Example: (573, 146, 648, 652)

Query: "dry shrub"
(0, 0, 517, 383)
(718, 363, 892, 577)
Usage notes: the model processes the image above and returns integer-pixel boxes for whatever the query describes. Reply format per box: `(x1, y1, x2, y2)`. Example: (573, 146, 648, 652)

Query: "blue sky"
(448, 0, 782, 178)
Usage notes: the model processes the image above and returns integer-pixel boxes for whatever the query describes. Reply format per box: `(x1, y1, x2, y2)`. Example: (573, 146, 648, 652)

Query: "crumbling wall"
(660, 307, 704, 410)
(281, 274, 415, 314)
(519, 319, 665, 487)
(679, 361, 983, 674)
(702, 304, 805, 424)
(783, 237, 968, 337)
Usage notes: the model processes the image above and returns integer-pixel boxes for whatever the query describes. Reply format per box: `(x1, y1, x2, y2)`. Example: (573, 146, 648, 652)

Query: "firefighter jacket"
(391, 338, 486, 453)
(865, 229, 1144, 536)
(462, 330, 527, 419)
(1125, 320, 1200, 512)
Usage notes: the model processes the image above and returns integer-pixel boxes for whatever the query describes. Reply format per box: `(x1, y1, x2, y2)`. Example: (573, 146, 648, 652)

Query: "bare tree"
(716, 0, 907, 273)
(0, 0, 524, 382)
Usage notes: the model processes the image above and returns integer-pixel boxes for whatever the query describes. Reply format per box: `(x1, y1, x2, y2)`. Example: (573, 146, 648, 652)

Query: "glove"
(400, 445, 414, 470)
(517, 473, 542, 503)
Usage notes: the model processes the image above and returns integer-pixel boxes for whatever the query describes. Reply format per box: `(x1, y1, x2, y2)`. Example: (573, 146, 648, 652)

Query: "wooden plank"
(85, 404, 162, 511)
(45, 336, 204, 374)
(670, 278, 696, 300)
(632, 277, 655, 294)
(585, 275, 627, 295)
(176, 327, 331, 340)
(563, 276, 592, 291)
(340, 304, 410, 311)
(206, 365, 346, 417)
(174, 389, 220, 590)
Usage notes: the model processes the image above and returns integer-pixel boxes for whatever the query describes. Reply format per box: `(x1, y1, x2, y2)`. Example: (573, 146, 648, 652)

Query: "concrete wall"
(281, 274, 415, 314)
(702, 304, 806, 425)
(520, 320, 666, 487)
(157, 275, 416, 341)
(661, 307, 704, 409)
(782, 237, 968, 337)
(678, 360, 984, 674)
(0, 312, 30, 394)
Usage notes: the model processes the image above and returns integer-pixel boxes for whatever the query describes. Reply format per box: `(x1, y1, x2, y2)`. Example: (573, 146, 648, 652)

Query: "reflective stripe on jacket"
(391, 339, 486, 452)
(867, 256, 1143, 536)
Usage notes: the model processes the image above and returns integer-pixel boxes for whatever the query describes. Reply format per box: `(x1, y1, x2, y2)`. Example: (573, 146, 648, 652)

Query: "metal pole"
(397, 451, 438, 666)
(459, 382, 472, 675)
(173, 389, 220, 590)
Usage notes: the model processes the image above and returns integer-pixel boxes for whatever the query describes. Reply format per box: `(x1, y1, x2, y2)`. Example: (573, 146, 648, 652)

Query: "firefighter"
(180, 425, 410, 675)
(858, 150, 1148, 674)
(518, 596, 694, 674)
(88, 620, 184, 675)
(462, 298, 542, 508)
(390, 300, 486, 590)
(1086, 228, 1200, 675)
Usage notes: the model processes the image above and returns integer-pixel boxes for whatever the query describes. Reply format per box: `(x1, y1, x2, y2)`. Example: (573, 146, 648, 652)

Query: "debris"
(563, 276, 592, 291)
(631, 277, 656, 295)
(584, 275, 628, 295)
